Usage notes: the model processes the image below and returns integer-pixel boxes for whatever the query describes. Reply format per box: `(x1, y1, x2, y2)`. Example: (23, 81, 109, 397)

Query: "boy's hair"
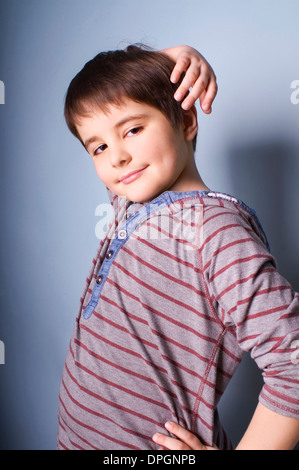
(64, 44, 197, 150)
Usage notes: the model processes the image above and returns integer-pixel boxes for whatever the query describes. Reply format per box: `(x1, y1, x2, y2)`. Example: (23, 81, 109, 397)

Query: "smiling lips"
(120, 166, 148, 184)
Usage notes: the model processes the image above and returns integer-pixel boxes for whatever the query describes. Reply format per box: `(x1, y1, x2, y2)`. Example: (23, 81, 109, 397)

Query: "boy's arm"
(236, 402, 299, 450)
(160, 45, 218, 113)
(152, 404, 299, 450)
(152, 207, 299, 451)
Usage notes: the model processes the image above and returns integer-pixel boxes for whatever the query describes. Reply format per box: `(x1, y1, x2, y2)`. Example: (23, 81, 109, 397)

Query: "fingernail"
(174, 91, 181, 101)
(203, 103, 211, 112)
(165, 421, 172, 430)
(181, 101, 190, 110)
(152, 433, 159, 442)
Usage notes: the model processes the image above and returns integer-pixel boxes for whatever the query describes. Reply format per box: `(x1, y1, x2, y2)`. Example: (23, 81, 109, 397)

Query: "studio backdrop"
(0, 0, 298, 450)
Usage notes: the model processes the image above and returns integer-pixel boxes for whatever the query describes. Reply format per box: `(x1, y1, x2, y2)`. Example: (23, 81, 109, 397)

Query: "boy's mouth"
(120, 166, 148, 184)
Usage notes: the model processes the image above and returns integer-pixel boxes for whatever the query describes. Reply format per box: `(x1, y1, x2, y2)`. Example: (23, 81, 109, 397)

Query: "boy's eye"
(94, 144, 107, 155)
(126, 126, 143, 137)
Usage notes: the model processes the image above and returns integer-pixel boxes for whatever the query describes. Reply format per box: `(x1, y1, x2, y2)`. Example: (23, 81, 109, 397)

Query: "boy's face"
(76, 98, 197, 203)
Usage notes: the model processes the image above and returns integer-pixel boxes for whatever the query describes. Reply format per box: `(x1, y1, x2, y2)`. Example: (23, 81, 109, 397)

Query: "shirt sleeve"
(200, 204, 299, 418)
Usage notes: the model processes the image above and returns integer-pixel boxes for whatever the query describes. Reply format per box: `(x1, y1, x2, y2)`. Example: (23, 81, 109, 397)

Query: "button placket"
(83, 204, 154, 320)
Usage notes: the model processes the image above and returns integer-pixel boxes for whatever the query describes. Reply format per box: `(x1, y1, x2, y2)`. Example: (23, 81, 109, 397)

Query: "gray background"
(0, 0, 298, 450)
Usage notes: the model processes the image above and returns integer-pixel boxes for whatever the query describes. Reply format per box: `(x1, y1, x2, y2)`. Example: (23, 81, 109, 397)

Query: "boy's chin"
(122, 189, 161, 204)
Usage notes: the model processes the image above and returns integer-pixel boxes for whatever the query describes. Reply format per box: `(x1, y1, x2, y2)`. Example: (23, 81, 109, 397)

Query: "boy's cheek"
(95, 166, 122, 195)
(94, 162, 108, 184)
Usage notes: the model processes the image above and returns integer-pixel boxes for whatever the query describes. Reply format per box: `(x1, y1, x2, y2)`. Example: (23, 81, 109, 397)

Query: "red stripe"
(262, 384, 299, 407)
(203, 209, 247, 227)
(72, 356, 173, 413)
(237, 304, 291, 326)
(72, 338, 213, 407)
(71, 339, 213, 414)
(225, 284, 291, 317)
(75, 321, 234, 395)
(57, 439, 70, 450)
(152, 329, 212, 365)
(103, 278, 241, 364)
(122, 245, 206, 298)
(200, 223, 244, 253)
(279, 311, 299, 320)
(219, 269, 281, 305)
(209, 253, 272, 283)
(71, 344, 204, 425)
(73, 338, 178, 398)
(79, 321, 168, 374)
(142, 215, 200, 251)
(113, 260, 217, 323)
(101, 294, 148, 326)
(152, 329, 233, 378)
(59, 414, 99, 450)
(64, 362, 166, 429)
(203, 238, 259, 272)
(92, 309, 158, 351)
(264, 370, 299, 386)
(162, 354, 208, 383)
(59, 385, 141, 449)
(99, 295, 224, 363)
(136, 236, 201, 273)
(106, 277, 218, 340)
(238, 333, 260, 345)
(69, 440, 86, 450)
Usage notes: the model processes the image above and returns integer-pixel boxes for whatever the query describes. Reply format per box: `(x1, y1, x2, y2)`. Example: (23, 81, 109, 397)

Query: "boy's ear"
(182, 105, 198, 142)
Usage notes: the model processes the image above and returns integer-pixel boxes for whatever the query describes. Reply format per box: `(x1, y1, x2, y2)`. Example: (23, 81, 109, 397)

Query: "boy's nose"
(109, 148, 132, 167)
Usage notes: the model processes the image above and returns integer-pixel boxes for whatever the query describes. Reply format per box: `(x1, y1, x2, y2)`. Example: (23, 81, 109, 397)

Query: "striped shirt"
(57, 190, 299, 450)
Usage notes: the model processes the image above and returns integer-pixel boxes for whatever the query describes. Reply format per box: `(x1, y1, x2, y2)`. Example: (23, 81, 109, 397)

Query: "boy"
(58, 45, 299, 450)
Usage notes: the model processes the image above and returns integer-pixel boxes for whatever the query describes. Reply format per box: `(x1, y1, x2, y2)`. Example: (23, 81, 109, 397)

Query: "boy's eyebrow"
(84, 113, 149, 150)
(114, 113, 149, 129)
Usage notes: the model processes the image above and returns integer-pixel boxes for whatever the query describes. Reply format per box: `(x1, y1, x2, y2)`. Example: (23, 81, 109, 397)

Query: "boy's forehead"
(76, 98, 164, 144)
(88, 97, 157, 119)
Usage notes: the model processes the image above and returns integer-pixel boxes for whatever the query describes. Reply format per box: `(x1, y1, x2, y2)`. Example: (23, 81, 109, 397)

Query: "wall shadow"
(227, 140, 299, 289)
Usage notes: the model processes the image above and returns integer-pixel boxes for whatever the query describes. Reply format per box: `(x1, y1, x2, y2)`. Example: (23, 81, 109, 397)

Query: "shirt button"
(118, 229, 127, 239)
(96, 274, 104, 285)
(106, 250, 113, 259)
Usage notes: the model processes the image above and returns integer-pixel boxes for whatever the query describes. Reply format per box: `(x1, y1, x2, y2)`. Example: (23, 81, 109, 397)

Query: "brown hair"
(64, 44, 197, 150)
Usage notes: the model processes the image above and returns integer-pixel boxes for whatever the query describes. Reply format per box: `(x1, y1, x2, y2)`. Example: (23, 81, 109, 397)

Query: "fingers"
(152, 421, 206, 450)
(173, 63, 217, 113)
(167, 421, 206, 449)
(198, 78, 218, 114)
(179, 72, 209, 111)
(161, 46, 217, 113)
(174, 64, 202, 102)
(152, 432, 191, 451)
(170, 56, 191, 84)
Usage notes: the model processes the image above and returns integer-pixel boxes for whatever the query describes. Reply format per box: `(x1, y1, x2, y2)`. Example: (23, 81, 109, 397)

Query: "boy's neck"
(169, 174, 209, 193)
(167, 156, 210, 193)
